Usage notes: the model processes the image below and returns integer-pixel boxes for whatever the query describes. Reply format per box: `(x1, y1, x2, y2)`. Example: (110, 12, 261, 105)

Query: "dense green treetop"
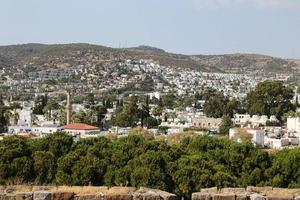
(1, 132, 300, 199)
(245, 81, 295, 120)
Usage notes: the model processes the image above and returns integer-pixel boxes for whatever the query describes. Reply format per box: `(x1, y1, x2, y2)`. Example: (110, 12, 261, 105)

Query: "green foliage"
(2, 133, 300, 199)
(203, 92, 242, 118)
(32, 95, 48, 115)
(245, 81, 295, 120)
(219, 115, 233, 135)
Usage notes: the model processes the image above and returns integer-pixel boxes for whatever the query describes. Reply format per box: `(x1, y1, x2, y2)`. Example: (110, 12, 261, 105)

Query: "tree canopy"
(1, 132, 300, 199)
(245, 81, 295, 120)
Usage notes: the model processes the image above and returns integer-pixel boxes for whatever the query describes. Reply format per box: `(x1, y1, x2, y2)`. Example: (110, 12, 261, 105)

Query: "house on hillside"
(62, 123, 100, 138)
(229, 128, 265, 148)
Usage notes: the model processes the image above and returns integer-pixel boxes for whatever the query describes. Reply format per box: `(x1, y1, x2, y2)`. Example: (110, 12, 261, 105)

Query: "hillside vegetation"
(0, 43, 299, 73)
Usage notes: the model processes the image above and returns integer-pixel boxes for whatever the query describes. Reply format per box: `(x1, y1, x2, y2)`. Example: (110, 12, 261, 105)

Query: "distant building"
(233, 114, 278, 127)
(63, 123, 100, 138)
(192, 116, 222, 130)
(287, 117, 300, 134)
(229, 128, 265, 148)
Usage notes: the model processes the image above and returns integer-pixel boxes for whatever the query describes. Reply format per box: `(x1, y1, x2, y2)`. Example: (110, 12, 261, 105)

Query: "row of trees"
(203, 81, 297, 121)
(1, 132, 300, 199)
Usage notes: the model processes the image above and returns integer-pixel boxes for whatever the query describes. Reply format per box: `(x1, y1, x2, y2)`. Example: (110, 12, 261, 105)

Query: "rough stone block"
(192, 192, 212, 200)
(250, 194, 265, 200)
(266, 196, 293, 200)
(16, 192, 33, 200)
(212, 194, 235, 200)
(221, 188, 246, 194)
(294, 196, 300, 200)
(33, 191, 51, 200)
(4, 194, 16, 200)
(0, 194, 5, 200)
(74, 194, 101, 200)
(52, 192, 74, 200)
(106, 187, 136, 195)
(0, 187, 6, 193)
(270, 188, 300, 196)
(104, 194, 132, 200)
(32, 187, 53, 192)
(235, 194, 249, 200)
(201, 188, 219, 194)
(133, 192, 160, 200)
(247, 187, 272, 196)
(133, 188, 177, 200)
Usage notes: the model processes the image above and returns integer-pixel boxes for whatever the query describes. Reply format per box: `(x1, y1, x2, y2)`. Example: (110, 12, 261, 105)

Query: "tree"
(203, 92, 244, 118)
(33, 151, 56, 184)
(43, 100, 60, 120)
(32, 95, 48, 115)
(152, 106, 163, 119)
(219, 115, 233, 135)
(161, 93, 176, 109)
(245, 81, 295, 120)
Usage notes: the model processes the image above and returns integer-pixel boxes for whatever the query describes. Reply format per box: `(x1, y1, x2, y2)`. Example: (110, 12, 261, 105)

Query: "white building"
(233, 114, 278, 127)
(229, 128, 265, 148)
(287, 117, 300, 134)
(62, 123, 100, 138)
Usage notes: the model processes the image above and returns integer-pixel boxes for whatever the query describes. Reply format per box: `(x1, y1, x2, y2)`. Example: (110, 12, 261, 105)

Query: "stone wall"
(192, 187, 300, 200)
(0, 186, 177, 200)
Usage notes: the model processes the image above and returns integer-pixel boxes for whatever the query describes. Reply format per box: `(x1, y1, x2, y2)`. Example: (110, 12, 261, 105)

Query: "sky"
(0, 0, 300, 58)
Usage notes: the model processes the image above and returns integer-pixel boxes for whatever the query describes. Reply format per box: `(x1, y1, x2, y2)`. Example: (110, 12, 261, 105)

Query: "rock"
(4, 194, 16, 200)
(266, 196, 293, 200)
(16, 192, 33, 200)
(157, 191, 177, 200)
(104, 187, 136, 200)
(191, 192, 212, 200)
(133, 188, 161, 200)
(52, 192, 74, 200)
(0, 194, 5, 200)
(133, 191, 160, 200)
(4, 187, 17, 194)
(74, 194, 102, 200)
(104, 194, 132, 200)
(201, 188, 219, 194)
(212, 194, 235, 200)
(270, 188, 300, 196)
(235, 194, 249, 200)
(220, 188, 246, 194)
(247, 187, 272, 196)
(33, 191, 51, 200)
(32, 187, 53, 192)
(295, 196, 300, 200)
(54, 186, 108, 196)
(0, 187, 6, 193)
(133, 188, 176, 200)
(250, 194, 265, 200)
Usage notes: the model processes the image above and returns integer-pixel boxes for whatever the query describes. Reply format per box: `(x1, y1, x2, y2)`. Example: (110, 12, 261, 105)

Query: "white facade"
(233, 114, 278, 127)
(229, 128, 265, 148)
(287, 117, 300, 134)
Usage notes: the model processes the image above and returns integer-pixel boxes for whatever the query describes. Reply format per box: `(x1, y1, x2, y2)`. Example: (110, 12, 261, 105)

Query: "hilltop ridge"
(0, 43, 299, 74)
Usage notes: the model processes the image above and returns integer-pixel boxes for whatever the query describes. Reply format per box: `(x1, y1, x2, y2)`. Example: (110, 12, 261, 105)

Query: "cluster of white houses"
(2, 92, 300, 150)
(229, 116, 300, 149)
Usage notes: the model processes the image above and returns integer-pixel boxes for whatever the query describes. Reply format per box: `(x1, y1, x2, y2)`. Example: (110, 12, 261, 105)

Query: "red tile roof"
(63, 123, 99, 130)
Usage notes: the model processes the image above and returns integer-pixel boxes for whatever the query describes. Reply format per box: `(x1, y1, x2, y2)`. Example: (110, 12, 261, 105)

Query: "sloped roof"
(63, 123, 99, 130)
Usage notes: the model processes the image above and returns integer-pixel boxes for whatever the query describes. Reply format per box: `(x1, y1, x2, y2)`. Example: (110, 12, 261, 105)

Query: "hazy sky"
(1, 0, 300, 58)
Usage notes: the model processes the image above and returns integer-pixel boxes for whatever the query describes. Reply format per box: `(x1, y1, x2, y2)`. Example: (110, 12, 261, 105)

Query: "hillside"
(0, 43, 299, 74)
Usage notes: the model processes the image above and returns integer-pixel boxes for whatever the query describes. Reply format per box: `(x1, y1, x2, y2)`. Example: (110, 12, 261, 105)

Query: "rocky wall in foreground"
(0, 186, 177, 200)
(192, 187, 300, 200)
